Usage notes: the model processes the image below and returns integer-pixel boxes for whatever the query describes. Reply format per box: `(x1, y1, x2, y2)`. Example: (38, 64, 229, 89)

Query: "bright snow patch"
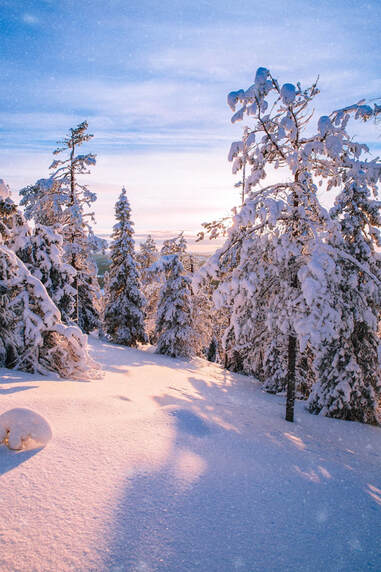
(0, 408, 52, 450)
(0, 337, 379, 571)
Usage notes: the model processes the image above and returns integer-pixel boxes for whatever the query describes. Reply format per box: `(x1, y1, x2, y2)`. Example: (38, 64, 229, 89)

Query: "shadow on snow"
(100, 374, 381, 572)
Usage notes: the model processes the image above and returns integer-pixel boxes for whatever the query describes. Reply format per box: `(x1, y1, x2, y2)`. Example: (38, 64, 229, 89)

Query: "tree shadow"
(0, 385, 38, 394)
(92, 338, 214, 377)
(100, 374, 380, 571)
(0, 445, 41, 476)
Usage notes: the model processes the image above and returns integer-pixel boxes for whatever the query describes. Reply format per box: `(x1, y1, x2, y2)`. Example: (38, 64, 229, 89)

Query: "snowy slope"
(0, 337, 380, 572)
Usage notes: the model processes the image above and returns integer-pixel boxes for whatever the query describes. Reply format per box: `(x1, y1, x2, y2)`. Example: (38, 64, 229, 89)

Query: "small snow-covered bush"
(0, 408, 52, 450)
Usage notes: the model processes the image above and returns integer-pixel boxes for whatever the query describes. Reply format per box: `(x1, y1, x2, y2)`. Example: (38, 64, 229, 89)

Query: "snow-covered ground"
(0, 337, 380, 572)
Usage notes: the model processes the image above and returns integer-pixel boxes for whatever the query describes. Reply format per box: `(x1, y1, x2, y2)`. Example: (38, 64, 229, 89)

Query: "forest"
(0, 67, 380, 426)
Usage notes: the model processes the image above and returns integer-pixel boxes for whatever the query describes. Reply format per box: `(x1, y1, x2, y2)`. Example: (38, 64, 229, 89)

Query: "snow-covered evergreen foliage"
(48, 121, 101, 333)
(138, 235, 159, 272)
(307, 104, 381, 423)
(191, 274, 218, 358)
(155, 254, 194, 358)
(199, 67, 380, 423)
(137, 235, 160, 343)
(0, 196, 30, 255)
(0, 243, 97, 379)
(20, 178, 63, 226)
(161, 232, 194, 272)
(103, 188, 147, 346)
(26, 225, 77, 324)
(0, 197, 76, 325)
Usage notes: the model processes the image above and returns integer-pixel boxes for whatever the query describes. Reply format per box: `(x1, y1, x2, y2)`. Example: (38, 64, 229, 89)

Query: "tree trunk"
(285, 175, 300, 423)
(285, 332, 296, 422)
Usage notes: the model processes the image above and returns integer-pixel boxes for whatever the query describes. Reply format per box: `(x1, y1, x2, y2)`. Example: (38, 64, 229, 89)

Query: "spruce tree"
(161, 232, 194, 272)
(0, 242, 97, 379)
(0, 197, 76, 325)
(137, 235, 160, 342)
(27, 224, 76, 324)
(155, 254, 194, 358)
(103, 188, 147, 346)
(307, 103, 381, 423)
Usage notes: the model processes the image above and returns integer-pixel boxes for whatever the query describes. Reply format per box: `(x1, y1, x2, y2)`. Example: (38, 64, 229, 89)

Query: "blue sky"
(0, 0, 380, 246)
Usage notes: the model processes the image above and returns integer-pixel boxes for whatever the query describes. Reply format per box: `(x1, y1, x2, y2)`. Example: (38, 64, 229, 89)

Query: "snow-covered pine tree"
(26, 224, 76, 324)
(0, 195, 76, 325)
(103, 188, 147, 346)
(0, 180, 97, 378)
(48, 121, 101, 333)
(0, 241, 97, 378)
(138, 234, 159, 273)
(20, 177, 64, 226)
(191, 274, 216, 358)
(161, 232, 194, 272)
(209, 226, 314, 397)
(0, 195, 31, 256)
(307, 103, 381, 423)
(137, 234, 160, 342)
(200, 67, 349, 422)
(155, 254, 194, 358)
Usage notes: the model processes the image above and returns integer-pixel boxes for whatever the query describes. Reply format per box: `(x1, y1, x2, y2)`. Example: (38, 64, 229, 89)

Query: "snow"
(280, 83, 296, 105)
(0, 336, 380, 571)
(0, 179, 11, 199)
(254, 66, 269, 86)
(318, 115, 333, 136)
(0, 408, 52, 450)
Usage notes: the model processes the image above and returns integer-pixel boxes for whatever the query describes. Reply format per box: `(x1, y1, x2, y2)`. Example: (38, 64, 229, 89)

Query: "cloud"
(0, 148, 238, 237)
(22, 13, 40, 25)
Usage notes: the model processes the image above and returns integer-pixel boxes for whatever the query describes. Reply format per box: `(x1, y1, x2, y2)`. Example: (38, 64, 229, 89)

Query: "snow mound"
(0, 408, 52, 450)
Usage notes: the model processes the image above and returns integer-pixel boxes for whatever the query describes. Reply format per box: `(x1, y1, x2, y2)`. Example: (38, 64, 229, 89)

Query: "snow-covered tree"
(0, 196, 76, 325)
(138, 235, 159, 274)
(48, 121, 101, 333)
(0, 243, 97, 379)
(26, 224, 76, 324)
(161, 232, 194, 272)
(103, 188, 147, 346)
(155, 254, 194, 358)
(201, 69, 381, 423)
(137, 235, 160, 342)
(201, 67, 361, 422)
(0, 195, 31, 255)
(307, 103, 381, 423)
(20, 178, 63, 226)
(191, 274, 216, 358)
